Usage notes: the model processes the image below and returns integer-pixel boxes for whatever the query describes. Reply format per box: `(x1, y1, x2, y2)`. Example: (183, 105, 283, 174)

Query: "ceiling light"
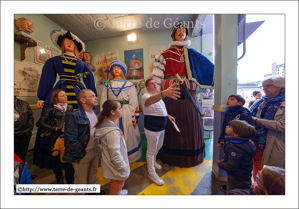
(127, 33, 137, 42)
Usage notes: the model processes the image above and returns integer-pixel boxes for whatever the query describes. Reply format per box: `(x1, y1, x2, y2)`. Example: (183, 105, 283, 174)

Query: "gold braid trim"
(164, 49, 182, 57)
(164, 57, 185, 63)
(184, 46, 193, 80)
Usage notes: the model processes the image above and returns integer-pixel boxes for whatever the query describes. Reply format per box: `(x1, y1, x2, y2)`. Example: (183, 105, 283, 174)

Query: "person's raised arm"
(144, 83, 180, 107)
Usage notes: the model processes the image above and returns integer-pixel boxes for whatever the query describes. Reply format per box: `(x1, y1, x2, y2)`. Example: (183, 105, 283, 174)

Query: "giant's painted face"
(112, 65, 124, 79)
(83, 53, 91, 62)
(63, 38, 76, 53)
(16, 18, 34, 33)
(174, 27, 186, 42)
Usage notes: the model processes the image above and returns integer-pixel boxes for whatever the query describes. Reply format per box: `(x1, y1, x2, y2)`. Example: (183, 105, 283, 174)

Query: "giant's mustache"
(178, 33, 185, 37)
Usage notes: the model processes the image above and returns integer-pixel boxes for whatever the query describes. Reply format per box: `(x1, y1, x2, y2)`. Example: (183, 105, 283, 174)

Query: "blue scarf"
(251, 92, 285, 149)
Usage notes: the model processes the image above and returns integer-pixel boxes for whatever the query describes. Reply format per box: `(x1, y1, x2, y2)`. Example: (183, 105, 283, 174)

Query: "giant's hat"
(51, 30, 85, 52)
(171, 21, 189, 41)
(109, 60, 127, 77)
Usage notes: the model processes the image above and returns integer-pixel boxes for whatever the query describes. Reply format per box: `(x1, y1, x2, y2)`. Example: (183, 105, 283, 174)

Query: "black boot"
(220, 185, 227, 192)
(57, 177, 64, 184)
(31, 175, 37, 180)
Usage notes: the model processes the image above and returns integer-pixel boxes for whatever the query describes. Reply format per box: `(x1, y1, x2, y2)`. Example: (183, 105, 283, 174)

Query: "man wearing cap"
(152, 21, 214, 167)
(100, 60, 142, 163)
(34, 30, 97, 169)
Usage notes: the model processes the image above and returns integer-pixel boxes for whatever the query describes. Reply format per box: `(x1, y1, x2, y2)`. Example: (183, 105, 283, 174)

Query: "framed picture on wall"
(202, 88, 214, 101)
(202, 104, 214, 118)
(35, 44, 52, 64)
(34, 40, 61, 65)
(124, 48, 144, 80)
(14, 60, 42, 97)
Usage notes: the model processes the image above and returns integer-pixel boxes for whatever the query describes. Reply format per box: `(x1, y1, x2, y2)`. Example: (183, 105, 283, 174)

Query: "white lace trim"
(169, 40, 191, 47)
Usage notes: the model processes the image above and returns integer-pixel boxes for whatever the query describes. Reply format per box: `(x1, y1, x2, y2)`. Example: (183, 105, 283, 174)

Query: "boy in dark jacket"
(218, 94, 253, 146)
(217, 94, 253, 192)
(217, 120, 256, 194)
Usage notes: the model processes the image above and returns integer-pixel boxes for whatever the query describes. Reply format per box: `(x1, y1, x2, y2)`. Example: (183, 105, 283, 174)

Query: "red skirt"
(157, 91, 205, 167)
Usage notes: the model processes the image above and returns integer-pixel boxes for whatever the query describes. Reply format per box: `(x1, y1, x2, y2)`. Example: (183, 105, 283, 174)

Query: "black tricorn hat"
(171, 21, 189, 41)
(51, 30, 85, 52)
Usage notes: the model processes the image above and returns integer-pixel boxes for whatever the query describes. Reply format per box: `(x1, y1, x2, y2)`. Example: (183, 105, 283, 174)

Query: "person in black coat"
(218, 94, 253, 145)
(217, 120, 257, 194)
(36, 89, 73, 183)
(217, 94, 254, 192)
(14, 84, 34, 163)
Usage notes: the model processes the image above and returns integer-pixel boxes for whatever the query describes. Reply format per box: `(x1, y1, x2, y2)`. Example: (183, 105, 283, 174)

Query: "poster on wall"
(93, 49, 119, 85)
(34, 40, 61, 65)
(92, 49, 119, 98)
(147, 45, 168, 76)
(14, 60, 42, 97)
(124, 48, 144, 80)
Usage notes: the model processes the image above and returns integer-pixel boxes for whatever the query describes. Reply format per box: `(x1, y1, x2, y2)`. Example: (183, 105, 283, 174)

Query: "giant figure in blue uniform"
(34, 30, 97, 169)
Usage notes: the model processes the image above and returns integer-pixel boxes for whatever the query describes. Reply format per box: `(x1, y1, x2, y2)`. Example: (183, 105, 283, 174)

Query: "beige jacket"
(252, 101, 285, 168)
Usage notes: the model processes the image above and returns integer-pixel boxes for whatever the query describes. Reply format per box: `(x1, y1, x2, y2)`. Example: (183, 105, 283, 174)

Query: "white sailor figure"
(100, 60, 142, 163)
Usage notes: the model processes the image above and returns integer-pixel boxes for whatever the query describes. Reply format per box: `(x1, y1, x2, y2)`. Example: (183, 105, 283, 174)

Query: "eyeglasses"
(14, 88, 20, 91)
(260, 84, 274, 89)
(255, 171, 264, 187)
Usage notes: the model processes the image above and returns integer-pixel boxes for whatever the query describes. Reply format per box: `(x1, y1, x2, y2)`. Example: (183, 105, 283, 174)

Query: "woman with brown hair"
(35, 89, 73, 183)
(229, 166, 285, 195)
(95, 99, 130, 195)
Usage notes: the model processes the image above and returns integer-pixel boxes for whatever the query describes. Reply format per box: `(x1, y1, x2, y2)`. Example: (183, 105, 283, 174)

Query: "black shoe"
(31, 175, 37, 180)
(220, 185, 227, 192)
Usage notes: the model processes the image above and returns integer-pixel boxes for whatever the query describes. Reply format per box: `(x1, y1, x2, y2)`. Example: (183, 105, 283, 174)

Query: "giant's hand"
(133, 118, 138, 126)
(162, 83, 181, 100)
(36, 101, 44, 108)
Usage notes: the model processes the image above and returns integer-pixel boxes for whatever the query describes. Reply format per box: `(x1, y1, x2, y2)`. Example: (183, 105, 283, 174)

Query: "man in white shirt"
(141, 78, 180, 185)
(64, 89, 101, 188)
